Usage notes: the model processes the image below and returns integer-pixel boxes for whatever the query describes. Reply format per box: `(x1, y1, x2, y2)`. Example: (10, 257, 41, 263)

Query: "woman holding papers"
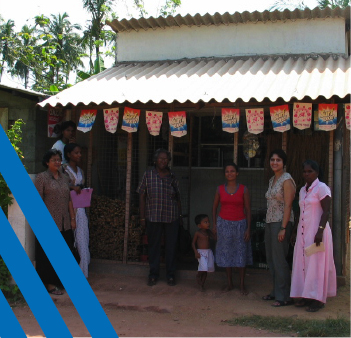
(290, 160, 336, 312)
(64, 143, 90, 278)
(35, 149, 76, 295)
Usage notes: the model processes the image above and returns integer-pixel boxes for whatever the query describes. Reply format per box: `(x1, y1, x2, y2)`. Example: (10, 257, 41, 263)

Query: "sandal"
(147, 277, 157, 286)
(271, 300, 294, 307)
(295, 298, 312, 307)
(306, 301, 325, 312)
(262, 294, 275, 301)
(48, 286, 63, 295)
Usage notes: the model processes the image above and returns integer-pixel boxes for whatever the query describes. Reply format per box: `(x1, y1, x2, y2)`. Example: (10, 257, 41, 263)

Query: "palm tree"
(0, 17, 16, 82)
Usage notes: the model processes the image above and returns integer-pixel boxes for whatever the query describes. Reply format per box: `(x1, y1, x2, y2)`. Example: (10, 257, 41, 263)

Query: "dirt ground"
(10, 259, 350, 337)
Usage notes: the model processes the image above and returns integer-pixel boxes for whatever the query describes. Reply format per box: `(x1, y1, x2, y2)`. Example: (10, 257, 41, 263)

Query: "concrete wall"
(0, 90, 50, 174)
(117, 18, 346, 62)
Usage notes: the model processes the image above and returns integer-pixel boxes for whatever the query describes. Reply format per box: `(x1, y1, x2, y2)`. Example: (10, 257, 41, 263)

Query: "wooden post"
(328, 130, 334, 228)
(282, 132, 287, 152)
(123, 132, 133, 264)
(234, 133, 239, 164)
(87, 130, 93, 188)
(187, 115, 194, 232)
(169, 103, 175, 166)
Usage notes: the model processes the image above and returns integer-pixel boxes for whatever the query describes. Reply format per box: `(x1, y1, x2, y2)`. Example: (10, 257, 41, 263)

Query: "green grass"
(227, 315, 350, 337)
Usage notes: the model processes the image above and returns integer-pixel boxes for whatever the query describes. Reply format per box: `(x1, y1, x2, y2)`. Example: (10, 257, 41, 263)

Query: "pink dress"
(290, 179, 337, 303)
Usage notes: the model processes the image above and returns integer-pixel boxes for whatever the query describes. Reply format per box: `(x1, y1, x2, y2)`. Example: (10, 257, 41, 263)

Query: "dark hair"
(223, 162, 239, 173)
(64, 143, 80, 161)
(195, 214, 208, 225)
(303, 159, 324, 181)
(42, 149, 62, 168)
(269, 149, 287, 166)
(153, 148, 171, 163)
(55, 120, 76, 139)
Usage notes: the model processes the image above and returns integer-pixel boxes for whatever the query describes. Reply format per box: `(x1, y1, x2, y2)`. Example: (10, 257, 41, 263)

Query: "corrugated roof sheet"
(38, 56, 351, 108)
(107, 6, 350, 33)
(0, 83, 47, 97)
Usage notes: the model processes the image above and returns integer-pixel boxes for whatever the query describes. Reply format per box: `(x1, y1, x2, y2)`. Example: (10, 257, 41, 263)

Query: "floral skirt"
(215, 216, 253, 268)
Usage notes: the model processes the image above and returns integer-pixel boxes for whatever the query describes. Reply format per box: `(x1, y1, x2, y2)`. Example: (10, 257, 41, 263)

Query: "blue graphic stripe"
(0, 209, 72, 337)
(0, 126, 117, 337)
(0, 290, 27, 338)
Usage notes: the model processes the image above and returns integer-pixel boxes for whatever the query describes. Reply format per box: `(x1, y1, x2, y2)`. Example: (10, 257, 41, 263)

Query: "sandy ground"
(10, 259, 350, 337)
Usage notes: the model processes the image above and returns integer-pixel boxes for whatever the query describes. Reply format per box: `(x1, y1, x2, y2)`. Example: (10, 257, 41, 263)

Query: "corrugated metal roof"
(38, 56, 351, 108)
(107, 6, 350, 33)
(0, 83, 47, 97)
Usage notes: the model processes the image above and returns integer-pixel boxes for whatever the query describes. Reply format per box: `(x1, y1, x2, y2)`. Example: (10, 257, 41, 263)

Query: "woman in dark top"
(35, 149, 76, 295)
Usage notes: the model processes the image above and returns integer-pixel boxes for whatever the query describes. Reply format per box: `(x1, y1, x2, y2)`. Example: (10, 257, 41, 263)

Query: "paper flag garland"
(344, 104, 350, 130)
(47, 106, 64, 137)
(293, 103, 312, 130)
(245, 108, 264, 134)
(77, 109, 97, 133)
(122, 107, 140, 133)
(146, 111, 163, 136)
(168, 111, 187, 137)
(270, 105, 290, 132)
(103, 108, 119, 134)
(222, 108, 240, 133)
(318, 104, 337, 131)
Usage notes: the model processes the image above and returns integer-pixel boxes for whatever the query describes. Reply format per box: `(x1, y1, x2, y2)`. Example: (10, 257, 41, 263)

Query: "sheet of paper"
(304, 242, 325, 257)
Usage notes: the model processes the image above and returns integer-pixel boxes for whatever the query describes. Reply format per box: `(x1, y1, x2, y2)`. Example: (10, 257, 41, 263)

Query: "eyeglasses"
(49, 159, 61, 163)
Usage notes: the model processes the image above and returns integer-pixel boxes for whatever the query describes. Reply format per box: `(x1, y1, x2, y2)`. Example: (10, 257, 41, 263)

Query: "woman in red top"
(212, 163, 252, 294)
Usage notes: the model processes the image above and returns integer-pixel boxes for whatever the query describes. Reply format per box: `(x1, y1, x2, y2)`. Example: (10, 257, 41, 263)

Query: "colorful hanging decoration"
(243, 131, 260, 160)
(245, 108, 264, 134)
(222, 108, 240, 133)
(77, 109, 97, 133)
(146, 111, 163, 136)
(168, 111, 187, 137)
(103, 108, 119, 134)
(318, 104, 337, 131)
(344, 104, 350, 130)
(270, 105, 290, 132)
(293, 103, 312, 130)
(47, 106, 64, 137)
(122, 107, 140, 133)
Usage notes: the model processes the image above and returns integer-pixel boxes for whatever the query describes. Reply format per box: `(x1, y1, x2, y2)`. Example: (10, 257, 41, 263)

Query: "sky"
(0, 0, 320, 88)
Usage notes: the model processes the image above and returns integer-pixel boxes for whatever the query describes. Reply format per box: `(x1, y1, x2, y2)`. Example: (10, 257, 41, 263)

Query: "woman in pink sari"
(290, 160, 337, 312)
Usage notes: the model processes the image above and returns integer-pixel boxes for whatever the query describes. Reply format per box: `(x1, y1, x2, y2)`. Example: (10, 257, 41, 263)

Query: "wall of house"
(0, 90, 50, 174)
(117, 18, 346, 62)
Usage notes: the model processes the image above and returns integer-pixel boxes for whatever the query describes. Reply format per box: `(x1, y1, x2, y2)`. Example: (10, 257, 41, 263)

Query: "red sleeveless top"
(218, 184, 246, 221)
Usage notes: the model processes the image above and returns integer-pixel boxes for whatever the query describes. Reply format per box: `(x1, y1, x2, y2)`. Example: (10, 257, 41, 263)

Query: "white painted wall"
(117, 18, 346, 62)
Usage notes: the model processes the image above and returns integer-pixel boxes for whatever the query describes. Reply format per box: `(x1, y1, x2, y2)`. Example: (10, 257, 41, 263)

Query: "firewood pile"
(89, 195, 142, 261)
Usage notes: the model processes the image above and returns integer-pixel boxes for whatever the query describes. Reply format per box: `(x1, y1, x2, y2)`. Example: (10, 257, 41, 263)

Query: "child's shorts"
(197, 249, 215, 272)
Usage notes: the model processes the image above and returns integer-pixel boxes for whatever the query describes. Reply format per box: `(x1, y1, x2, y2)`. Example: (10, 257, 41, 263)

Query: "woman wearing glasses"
(34, 149, 76, 295)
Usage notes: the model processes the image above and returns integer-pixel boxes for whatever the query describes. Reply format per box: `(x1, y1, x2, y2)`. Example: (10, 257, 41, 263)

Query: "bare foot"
(196, 275, 202, 286)
(240, 287, 249, 295)
(201, 285, 206, 292)
(221, 285, 233, 293)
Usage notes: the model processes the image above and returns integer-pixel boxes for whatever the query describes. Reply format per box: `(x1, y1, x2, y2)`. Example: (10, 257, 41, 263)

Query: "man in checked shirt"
(138, 149, 183, 287)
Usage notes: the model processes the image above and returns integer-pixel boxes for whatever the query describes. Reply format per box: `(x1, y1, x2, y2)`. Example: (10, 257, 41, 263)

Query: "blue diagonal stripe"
(0, 125, 117, 337)
(0, 208, 72, 337)
(0, 290, 27, 338)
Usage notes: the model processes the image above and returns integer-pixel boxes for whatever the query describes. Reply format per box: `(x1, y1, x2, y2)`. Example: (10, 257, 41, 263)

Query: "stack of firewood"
(89, 196, 142, 261)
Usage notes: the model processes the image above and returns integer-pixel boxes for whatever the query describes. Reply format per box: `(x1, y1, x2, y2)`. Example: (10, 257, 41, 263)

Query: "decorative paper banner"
(168, 111, 187, 137)
(146, 111, 163, 136)
(122, 107, 140, 133)
(318, 104, 337, 131)
(293, 103, 312, 130)
(345, 104, 350, 130)
(222, 108, 240, 133)
(270, 105, 290, 132)
(245, 108, 264, 134)
(47, 106, 63, 137)
(77, 109, 97, 133)
(103, 108, 119, 134)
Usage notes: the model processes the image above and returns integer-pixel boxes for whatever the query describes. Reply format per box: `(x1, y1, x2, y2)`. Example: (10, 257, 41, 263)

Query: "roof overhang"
(38, 56, 351, 108)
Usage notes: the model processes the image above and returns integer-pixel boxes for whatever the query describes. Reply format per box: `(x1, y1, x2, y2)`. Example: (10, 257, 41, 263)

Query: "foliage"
(0, 120, 25, 301)
(0, 119, 25, 216)
(269, 0, 349, 10)
(228, 314, 350, 337)
(133, 0, 182, 17)
(317, 0, 350, 8)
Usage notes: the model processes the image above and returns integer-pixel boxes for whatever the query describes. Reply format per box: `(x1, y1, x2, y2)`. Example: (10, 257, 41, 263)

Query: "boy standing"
(192, 214, 215, 291)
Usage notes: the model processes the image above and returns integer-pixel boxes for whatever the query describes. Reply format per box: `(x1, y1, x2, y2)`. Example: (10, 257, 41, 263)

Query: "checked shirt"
(137, 168, 180, 223)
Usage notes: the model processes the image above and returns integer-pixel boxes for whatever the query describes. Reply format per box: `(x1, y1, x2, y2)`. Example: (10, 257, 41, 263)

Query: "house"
(34, 6, 350, 281)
